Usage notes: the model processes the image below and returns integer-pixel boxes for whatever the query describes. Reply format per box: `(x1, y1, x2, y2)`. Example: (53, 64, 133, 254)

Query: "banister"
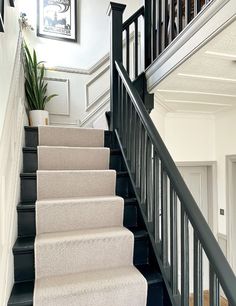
(122, 6, 144, 31)
(115, 60, 236, 305)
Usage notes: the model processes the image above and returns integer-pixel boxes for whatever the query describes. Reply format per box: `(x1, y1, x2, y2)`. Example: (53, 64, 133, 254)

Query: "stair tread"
(23, 146, 120, 153)
(36, 226, 133, 241)
(36, 195, 123, 204)
(17, 204, 35, 211)
(25, 127, 112, 132)
(13, 227, 147, 253)
(35, 265, 146, 293)
(25, 126, 38, 131)
(23, 147, 37, 153)
(137, 265, 163, 285)
(13, 237, 34, 253)
(21, 170, 127, 176)
(18, 197, 137, 209)
(8, 264, 162, 305)
(8, 281, 34, 306)
(20, 173, 36, 178)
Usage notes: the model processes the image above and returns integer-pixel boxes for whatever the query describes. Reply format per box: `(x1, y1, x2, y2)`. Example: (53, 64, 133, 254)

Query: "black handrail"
(122, 6, 144, 30)
(115, 60, 236, 305)
(108, 1, 236, 305)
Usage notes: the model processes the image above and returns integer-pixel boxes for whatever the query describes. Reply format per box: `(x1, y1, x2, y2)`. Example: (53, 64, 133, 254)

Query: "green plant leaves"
(23, 41, 57, 110)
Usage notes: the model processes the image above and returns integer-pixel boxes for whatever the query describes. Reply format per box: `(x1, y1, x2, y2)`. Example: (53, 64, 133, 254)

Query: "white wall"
(0, 2, 27, 304)
(18, 0, 141, 126)
(165, 113, 215, 162)
(151, 103, 236, 237)
(150, 102, 167, 140)
(215, 108, 236, 235)
(19, 0, 140, 68)
(0, 0, 21, 138)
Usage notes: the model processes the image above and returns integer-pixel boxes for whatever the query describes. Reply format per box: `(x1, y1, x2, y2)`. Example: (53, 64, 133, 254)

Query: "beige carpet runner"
(34, 126, 147, 306)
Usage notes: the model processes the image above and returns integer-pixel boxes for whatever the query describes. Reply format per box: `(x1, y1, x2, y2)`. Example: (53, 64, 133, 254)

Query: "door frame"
(226, 155, 236, 271)
(176, 161, 218, 237)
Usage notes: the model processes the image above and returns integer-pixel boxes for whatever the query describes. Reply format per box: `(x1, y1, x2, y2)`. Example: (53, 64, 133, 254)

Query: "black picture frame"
(37, 0, 77, 42)
(9, 0, 15, 7)
(0, 0, 4, 32)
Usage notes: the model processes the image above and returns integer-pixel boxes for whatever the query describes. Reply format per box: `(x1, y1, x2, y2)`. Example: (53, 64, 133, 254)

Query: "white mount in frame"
(37, 0, 77, 42)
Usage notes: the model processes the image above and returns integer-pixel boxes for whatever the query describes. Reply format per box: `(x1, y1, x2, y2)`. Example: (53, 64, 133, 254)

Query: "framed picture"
(0, 0, 4, 32)
(37, 0, 77, 42)
(9, 0, 15, 7)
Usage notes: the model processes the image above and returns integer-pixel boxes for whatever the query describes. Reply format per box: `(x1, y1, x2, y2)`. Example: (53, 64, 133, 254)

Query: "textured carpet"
(36, 196, 124, 234)
(34, 126, 147, 306)
(38, 146, 110, 170)
(35, 227, 134, 279)
(34, 266, 147, 306)
(37, 170, 116, 200)
(38, 126, 104, 147)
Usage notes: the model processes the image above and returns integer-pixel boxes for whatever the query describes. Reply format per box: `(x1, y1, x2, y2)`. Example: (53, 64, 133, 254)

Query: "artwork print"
(37, 0, 77, 42)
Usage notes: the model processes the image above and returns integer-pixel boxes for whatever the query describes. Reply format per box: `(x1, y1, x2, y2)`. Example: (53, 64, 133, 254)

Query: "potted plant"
(23, 42, 57, 126)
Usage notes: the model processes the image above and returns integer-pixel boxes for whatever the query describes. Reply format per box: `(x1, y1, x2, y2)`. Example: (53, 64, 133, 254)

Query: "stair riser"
(21, 174, 133, 202)
(21, 177, 37, 203)
(25, 128, 38, 148)
(147, 283, 164, 306)
(13, 235, 149, 282)
(25, 128, 116, 149)
(18, 204, 138, 237)
(23, 150, 125, 173)
(18, 210, 36, 237)
(14, 252, 34, 283)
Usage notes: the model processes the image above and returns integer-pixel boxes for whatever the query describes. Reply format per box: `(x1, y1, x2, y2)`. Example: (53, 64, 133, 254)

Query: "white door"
(178, 166, 209, 222)
(178, 165, 210, 294)
(227, 160, 236, 274)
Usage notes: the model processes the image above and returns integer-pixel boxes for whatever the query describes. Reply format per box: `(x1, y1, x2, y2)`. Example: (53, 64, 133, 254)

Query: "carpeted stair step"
(35, 227, 134, 279)
(37, 170, 116, 200)
(34, 266, 147, 306)
(38, 126, 104, 147)
(13, 229, 149, 283)
(38, 146, 110, 170)
(17, 198, 138, 237)
(21, 171, 132, 202)
(8, 264, 164, 306)
(25, 127, 115, 149)
(36, 196, 124, 234)
(23, 147, 123, 173)
(9, 126, 155, 306)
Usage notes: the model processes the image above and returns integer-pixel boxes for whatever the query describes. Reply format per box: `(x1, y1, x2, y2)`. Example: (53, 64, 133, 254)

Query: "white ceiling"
(155, 21, 236, 114)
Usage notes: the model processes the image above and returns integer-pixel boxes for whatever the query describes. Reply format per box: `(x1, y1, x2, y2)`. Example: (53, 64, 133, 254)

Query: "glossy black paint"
(9, 127, 164, 306)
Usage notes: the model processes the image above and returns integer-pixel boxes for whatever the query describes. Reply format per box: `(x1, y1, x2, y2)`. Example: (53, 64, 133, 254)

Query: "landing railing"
(109, 0, 214, 74)
(145, 0, 213, 65)
(108, 2, 236, 306)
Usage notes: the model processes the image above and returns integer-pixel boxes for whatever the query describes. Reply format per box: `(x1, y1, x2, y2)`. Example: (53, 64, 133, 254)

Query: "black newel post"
(107, 2, 126, 131)
(144, 0, 152, 68)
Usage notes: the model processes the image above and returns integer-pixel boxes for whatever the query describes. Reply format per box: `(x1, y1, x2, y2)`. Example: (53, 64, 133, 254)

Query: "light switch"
(220, 209, 224, 215)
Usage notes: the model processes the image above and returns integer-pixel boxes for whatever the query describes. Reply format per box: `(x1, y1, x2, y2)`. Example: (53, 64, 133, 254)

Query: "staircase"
(6, 0, 236, 305)
(8, 126, 165, 306)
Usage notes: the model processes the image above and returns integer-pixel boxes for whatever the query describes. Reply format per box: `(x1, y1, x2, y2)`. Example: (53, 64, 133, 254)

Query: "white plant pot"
(29, 110, 49, 127)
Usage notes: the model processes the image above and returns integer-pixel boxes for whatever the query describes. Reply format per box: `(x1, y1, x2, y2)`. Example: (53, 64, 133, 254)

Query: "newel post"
(144, 0, 152, 68)
(107, 2, 126, 131)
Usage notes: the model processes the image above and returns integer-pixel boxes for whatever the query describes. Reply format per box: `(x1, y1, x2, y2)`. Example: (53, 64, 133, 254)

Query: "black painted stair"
(8, 127, 164, 306)
(8, 263, 163, 306)
(17, 197, 139, 238)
